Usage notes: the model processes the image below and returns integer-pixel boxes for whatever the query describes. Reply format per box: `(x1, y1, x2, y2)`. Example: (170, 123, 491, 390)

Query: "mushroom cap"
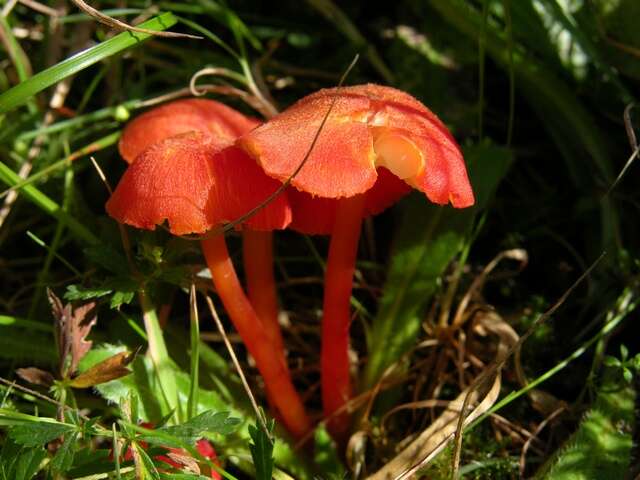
(106, 131, 291, 235)
(119, 98, 260, 163)
(238, 84, 474, 208)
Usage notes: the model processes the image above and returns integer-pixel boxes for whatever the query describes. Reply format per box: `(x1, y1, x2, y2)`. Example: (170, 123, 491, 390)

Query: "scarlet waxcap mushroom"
(119, 98, 260, 163)
(106, 130, 311, 438)
(106, 131, 291, 234)
(238, 83, 474, 208)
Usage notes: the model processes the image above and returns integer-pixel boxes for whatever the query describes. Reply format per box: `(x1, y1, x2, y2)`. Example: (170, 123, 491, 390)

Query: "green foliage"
(537, 372, 636, 479)
(0, 13, 178, 114)
(0, 439, 47, 480)
(249, 418, 275, 480)
(141, 410, 241, 447)
(9, 421, 77, 447)
(313, 425, 346, 479)
(50, 431, 79, 472)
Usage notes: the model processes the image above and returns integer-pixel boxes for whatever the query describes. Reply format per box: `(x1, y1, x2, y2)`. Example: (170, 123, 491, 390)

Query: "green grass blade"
(0, 161, 98, 245)
(0, 131, 121, 199)
(187, 286, 200, 420)
(0, 13, 178, 114)
(138, 290, 179, 423)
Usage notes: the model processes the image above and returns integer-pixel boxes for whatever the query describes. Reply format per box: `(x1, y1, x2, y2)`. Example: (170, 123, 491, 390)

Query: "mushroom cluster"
(106, 85, 474, 442)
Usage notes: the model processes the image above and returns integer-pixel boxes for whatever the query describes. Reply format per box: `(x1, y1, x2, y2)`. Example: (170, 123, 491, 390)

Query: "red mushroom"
(238, 84, 475, 438)
(118, 98, 286, 357)
(106, 130, 311, 439)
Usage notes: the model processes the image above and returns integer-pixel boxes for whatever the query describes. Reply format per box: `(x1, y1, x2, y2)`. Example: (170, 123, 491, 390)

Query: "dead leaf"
(15, 367, 55, 388)
(69, 350, 134, 389)
(164, 450, 201, 474)
(47, 288, 97, 378)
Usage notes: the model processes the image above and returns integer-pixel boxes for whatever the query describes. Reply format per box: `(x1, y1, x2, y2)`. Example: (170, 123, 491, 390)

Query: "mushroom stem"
(242, 230, 284, 353)
(321, 193, 367, 439)
(200, 234, 311, 439)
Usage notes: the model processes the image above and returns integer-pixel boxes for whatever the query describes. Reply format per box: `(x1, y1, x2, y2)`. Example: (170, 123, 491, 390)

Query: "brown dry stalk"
(518, 406, 566, 478)
(69, 0, 201, 39)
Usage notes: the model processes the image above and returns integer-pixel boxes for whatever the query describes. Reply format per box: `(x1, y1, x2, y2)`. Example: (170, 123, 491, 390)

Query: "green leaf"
(313, 425, 346, 479)
(144, 411, 240, 447)
(0, 13, 178, 114)
(110, 289, 136, 309)
(538, 371, 635, 479)
(50, 431, 79, 472)
(603, 356, 620, 367)
(249, 419, 275, 480)
(135, 444, 161, 480)
(10, 422, 76, 447)
(65, 284, 112, 301)
(620, 344, 629, 361)
(13, 447, 47, 480)
(0, 161, 98, 245)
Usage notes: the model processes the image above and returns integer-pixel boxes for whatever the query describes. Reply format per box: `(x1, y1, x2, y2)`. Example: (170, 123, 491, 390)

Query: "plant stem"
(138, 289, 179, 422)
(321, 194, 366, 439)
(201, 234, 311, 439)
(242, 230, 284, 353)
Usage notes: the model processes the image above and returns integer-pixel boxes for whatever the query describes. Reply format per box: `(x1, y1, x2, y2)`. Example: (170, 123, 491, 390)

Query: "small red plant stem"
(321, 193, 367, 439)
(201, 234, 311, 439)
(242, 230, 284, 353)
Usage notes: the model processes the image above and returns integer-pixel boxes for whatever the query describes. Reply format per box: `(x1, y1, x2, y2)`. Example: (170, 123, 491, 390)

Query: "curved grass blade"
(0, 12, 178, 114)
(0, 161, 98, 245)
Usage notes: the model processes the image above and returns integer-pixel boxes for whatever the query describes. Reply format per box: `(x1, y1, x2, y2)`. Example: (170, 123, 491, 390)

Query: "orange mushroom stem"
(107, 130, 311, 439)
(239, 84, 475, 440)
(242, 230, 283, 352)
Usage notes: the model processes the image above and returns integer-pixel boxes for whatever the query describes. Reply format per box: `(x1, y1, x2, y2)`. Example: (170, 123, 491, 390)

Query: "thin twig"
(606, 103, 639, 195)
(69, 0, 201, 39)
(519, 406, 565, 478)
(89, 156, 111, 194)
(18, 0, 60, 17)
(1, 0, 19, 17)
(0, 376, 89, 419)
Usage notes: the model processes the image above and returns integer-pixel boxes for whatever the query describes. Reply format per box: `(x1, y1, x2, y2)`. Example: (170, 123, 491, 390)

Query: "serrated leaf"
(50, 431, 78, 472)
(10, 422, 76, 447)
(144, 411, 240, 447)
(110, 289, 136, 309)
(64, 284, 112, 301)
(13, 447, 46, 480)
(248, 420, 274, 480)
(70, 350, 135, 388)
